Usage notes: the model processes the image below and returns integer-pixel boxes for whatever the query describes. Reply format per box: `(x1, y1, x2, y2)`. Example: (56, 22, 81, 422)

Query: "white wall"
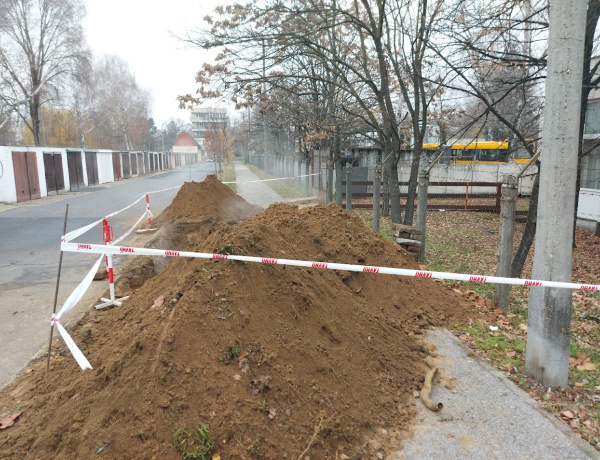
(578, 188, 600, 222)
(173, 146, 198, 154)
(0, 146, 67, 203)
(97, 150, 114, 184)
(0, 146, 17, 203)
(397, 161, 537, 195)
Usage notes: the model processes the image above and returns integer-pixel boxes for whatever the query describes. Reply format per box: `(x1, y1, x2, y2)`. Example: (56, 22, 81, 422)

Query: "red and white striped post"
(95, 219, 129, 310)
(146, 194, 152, 226)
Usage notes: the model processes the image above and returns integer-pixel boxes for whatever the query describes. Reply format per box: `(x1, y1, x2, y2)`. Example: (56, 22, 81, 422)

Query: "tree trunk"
(30, 92, 42, 146)
(373, 165, 381, 232)
(511, 169, 539, 278)
(335, 155, 343, 206)
(495, 175, 518, 311)
(382, 162, 390, 217)
(573, 0, 600, 247)
(404, 145, 422, 225)
(389, 157, 402, 223)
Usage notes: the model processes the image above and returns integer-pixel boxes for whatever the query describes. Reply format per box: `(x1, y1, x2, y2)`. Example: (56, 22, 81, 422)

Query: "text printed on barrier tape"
(61, 242, 600, 292)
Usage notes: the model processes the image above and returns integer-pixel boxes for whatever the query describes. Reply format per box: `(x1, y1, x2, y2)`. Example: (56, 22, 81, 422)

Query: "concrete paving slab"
(234, 164, 283, 208)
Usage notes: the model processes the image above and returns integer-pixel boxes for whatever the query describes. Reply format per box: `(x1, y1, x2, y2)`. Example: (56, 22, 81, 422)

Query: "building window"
(582, 147, 600, 190)
(585, 101, 600, 134)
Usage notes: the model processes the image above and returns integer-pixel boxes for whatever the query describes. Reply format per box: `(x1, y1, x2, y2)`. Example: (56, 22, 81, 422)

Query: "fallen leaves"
(500, 364, 517, 374)
(570, 353, 599, 371)
(561, 410, 576, 420)
(0, 412, 22, 430)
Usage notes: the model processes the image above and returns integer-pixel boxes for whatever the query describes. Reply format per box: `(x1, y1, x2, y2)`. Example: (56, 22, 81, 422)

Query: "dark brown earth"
(0, 176, 474, 459)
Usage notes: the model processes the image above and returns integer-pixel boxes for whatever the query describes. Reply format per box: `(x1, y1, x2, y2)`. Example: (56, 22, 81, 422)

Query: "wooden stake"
(46, 204, 69, 374)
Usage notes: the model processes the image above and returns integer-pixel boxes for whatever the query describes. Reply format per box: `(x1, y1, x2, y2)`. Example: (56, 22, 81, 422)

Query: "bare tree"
(68, 55, 95, 148)
(205, 125, 234, 162)
(185, 0, 448, 224)
(0, 0, 87, 146)
(92, 54, 152, 150)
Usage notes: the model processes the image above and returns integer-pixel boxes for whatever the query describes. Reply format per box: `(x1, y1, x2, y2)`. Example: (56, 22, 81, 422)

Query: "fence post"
(335, 156, 343, 206)
(296, 159, 301, 189)
(494, 175, 518, 311)
(373, 165, 381, 232)
(417, 170, 429, 261)
(346, 163, 353, 211)
(327, 159, 334, 203)
(305, 160, 310, 196)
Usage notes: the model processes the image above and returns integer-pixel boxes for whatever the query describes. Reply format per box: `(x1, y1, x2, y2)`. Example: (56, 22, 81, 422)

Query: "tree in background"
(160, 118, 189, 152)
(68, 55, 96, 148)
(184, 0, 449, 224)
(204, 126, 234, 162)
(91, 54, 152, 150)
(22, 107, 78, 146)
(0, 0, 88, 145)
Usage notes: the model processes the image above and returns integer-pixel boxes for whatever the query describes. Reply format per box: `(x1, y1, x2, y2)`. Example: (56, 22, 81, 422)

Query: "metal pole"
(417, 171, 429, 261)
(46, 204, 69, 373)
(373, 165, 381, 232)
(335, 156, 343, 206)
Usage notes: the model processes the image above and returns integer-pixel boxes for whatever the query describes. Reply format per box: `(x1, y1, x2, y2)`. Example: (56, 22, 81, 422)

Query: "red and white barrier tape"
(50, 254, 103, 370)
(63, 186, 179, 242)
(62, 242, 600, 292)
(62, 173, 313, 242)
(112, 211, 150, 245)
(54, 174, 321, 370)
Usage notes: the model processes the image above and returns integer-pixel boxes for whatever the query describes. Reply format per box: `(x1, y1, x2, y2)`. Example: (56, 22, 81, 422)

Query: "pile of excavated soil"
(114, 177, 263, 293)
(0, 178, 474, 459)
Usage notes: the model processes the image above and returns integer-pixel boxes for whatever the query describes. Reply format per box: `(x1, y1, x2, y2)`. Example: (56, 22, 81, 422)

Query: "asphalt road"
(0, 162, 216, 388)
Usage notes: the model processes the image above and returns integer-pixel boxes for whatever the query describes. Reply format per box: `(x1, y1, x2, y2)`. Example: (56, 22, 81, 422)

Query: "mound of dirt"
(157, 175, 262, 226)
(0, 178, 473, 459)
(114, 177, 263, 293)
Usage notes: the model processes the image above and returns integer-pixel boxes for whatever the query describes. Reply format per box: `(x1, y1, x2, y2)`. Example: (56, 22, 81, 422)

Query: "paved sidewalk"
(395, 329, 599, 459)
(234, 164, 283, 208)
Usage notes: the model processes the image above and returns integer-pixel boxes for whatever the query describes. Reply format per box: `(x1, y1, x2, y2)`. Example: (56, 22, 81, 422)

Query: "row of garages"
(0, 147, 197, 204)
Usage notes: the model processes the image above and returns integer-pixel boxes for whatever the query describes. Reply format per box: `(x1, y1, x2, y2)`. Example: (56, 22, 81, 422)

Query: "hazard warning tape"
(63, 173, 315, 242)
(61, 242, 600, 292)
(52, 173, 321, 370)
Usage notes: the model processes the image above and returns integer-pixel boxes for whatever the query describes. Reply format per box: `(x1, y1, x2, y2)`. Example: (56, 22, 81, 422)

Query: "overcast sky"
(83, 0, 222, 127)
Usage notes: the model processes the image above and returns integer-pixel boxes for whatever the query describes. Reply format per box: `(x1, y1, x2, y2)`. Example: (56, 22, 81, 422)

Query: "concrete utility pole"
(495, 175, 518, 311)
(525, 0, 586, 388)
